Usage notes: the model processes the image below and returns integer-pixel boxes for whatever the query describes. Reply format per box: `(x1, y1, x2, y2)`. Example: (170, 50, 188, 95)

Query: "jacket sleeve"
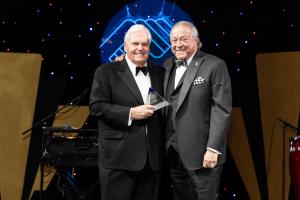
(207, 60, 232, 151)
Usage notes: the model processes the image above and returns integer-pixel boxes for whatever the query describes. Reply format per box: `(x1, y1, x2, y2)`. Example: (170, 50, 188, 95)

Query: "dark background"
(1, 0, 300, 199)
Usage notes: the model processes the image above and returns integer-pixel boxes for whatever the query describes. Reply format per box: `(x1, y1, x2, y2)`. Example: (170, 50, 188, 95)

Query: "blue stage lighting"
(99, 0, 192, 64)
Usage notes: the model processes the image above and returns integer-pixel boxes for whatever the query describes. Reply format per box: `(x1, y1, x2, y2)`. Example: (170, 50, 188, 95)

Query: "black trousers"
(98, 159, 161, 200)
(168, 146, 223, 200)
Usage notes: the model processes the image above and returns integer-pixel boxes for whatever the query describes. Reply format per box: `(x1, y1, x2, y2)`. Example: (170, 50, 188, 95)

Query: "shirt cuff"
(207, 147, 221, 155)
(128, 108, 132, 126)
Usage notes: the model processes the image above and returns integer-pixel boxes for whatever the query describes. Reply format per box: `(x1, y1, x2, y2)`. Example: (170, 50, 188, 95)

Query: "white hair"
(171, 21, 203, 48)
(124, 24, 152, 43)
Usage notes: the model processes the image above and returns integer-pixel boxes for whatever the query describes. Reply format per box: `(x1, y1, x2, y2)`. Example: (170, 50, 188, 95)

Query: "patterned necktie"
(136, 66, 149, 76)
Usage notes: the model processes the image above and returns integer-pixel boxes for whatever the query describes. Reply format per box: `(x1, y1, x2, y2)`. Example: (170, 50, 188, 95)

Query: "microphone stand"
(21, 88, 89, 200)
(282, 123, 287, 200)
(21, 89, 89, 136)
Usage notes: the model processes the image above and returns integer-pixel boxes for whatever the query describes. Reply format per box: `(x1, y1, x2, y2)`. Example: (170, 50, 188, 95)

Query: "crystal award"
(146, 87, 169, 111)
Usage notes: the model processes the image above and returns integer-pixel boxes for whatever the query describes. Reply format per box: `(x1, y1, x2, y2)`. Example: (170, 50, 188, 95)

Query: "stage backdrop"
(0, 52, 42, 200)
(1, 51, 300, 200)
(256, 52, 300, 200)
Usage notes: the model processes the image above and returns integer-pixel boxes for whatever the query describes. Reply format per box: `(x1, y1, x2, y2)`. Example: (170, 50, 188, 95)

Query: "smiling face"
(124, 29, 150, 66)
(170, 24, 199, 61)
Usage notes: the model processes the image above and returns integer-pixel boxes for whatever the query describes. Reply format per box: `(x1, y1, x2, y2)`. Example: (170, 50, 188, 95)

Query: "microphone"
(278, 118, 298, 131)
(80, 88, 89, 98)
(70, 88, 90, 105)
(78, 88, 89, 101)
(21, 88, 90, 135)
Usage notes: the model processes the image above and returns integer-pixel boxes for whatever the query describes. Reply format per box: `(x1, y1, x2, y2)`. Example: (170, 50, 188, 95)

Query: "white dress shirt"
(125, 55, 151, 125)
(174, 52, 195, 89)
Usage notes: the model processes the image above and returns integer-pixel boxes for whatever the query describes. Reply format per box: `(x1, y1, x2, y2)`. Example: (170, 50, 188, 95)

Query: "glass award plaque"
(146, 87, 169, 111)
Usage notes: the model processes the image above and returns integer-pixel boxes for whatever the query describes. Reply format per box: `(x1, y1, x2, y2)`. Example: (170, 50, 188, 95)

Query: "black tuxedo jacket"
(90, 60, 164, 171)
(164, 50, 232, 170)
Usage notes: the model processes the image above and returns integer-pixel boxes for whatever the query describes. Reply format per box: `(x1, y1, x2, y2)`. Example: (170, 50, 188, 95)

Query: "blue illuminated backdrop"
(99, 0, 192, 64)
(4, 0, 297, 198)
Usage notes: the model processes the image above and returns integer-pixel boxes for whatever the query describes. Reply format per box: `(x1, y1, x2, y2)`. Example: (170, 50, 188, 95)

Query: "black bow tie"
(175, 60, 187, 68)
(136, 66, 149, 76)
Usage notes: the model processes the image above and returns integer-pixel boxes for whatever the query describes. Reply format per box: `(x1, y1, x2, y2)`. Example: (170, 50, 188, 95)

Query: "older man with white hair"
(90, 24, 165, 200)
(164, 21, 232, 200)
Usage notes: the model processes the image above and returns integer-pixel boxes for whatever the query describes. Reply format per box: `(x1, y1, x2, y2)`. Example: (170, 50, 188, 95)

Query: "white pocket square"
(193, 76, 205, 85)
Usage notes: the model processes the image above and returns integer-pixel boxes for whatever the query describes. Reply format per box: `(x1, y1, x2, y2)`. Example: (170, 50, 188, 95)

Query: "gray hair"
(171, 21, 202, 48)
(124, 24, 152, 43)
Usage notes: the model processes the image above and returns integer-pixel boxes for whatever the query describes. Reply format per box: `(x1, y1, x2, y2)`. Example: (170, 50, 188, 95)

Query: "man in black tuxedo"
(90, 24, 164, 200)
(164, 21, 232, 200)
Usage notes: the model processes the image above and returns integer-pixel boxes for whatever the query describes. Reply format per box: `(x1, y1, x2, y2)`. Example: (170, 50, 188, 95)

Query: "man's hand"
(202, 149, 219, 168)
(114, 54, 125, 62)
(130, 105, 156, 120)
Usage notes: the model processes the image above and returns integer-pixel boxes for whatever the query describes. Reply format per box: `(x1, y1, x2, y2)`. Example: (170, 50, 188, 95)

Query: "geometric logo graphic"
(99, 0, 192, 64)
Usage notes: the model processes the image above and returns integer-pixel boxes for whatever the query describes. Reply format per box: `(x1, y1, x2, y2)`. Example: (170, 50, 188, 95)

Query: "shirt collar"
(125, 55, 148, 75)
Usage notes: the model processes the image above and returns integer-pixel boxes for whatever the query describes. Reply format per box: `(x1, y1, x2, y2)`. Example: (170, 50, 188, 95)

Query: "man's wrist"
(207, 147, 221, 154)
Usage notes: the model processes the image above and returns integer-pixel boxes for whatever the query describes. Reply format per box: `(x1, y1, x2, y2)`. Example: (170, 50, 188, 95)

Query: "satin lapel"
(163, 57, 176, 97)
(116, 60, 144, 105)
(176, 51, 205, 112)
(148, 63, 158, 93)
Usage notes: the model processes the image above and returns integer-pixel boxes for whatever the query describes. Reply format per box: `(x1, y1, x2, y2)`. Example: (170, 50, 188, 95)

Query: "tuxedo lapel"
(148, 63, 159, 92)
(116, 60, 144, 105)
(176, 51, 205, 112)
(164, 57, 176, 97)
